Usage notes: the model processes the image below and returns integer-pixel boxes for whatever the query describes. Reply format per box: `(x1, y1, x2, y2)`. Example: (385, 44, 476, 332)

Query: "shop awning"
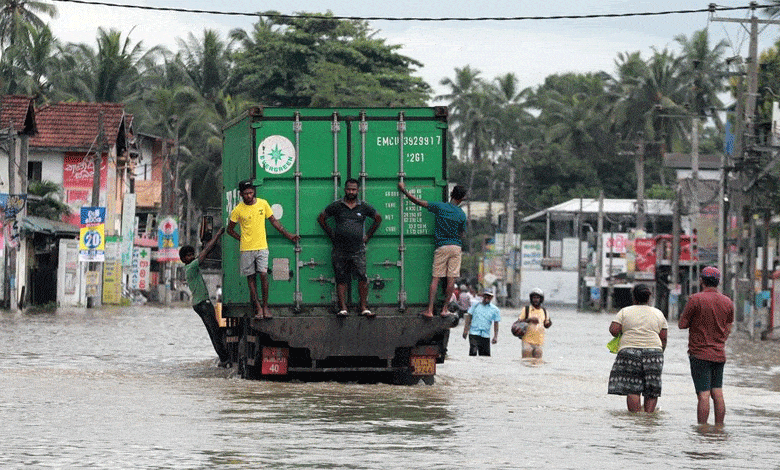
(19, 215, 79, 237)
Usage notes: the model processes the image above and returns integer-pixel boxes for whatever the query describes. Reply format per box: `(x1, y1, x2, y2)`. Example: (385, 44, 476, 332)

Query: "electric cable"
(50, 0, 768, 22)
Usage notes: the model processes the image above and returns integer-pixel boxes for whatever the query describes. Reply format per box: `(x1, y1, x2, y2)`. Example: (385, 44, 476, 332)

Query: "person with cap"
(227, 179, 300, 319)
(607, 283, 668, 413)
(517, 288, 553, 358)
(679, 266, 734, 426)
(398, 181, 467, 318)
(317, 178, 382, 317)
(462, 288, 501, 356)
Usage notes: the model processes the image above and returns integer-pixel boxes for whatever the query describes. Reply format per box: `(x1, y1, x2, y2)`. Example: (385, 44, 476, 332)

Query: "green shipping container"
(220, 107, 456, 383)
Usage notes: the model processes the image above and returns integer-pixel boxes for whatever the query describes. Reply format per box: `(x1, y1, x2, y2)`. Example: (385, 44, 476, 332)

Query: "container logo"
(258, 135, 296, 174)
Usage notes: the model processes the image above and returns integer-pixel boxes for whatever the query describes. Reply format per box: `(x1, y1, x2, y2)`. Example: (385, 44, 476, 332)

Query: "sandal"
(337, 309, 348, 317)
(361, 309, 376, 318)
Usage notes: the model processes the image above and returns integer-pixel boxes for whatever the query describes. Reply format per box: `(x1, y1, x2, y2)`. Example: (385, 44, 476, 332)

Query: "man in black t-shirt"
(317, 178, 382, 317)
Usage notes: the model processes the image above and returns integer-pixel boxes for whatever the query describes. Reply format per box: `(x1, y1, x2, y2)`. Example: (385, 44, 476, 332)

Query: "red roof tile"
(0, 95, 36, 134)
(30, 102, 126, 150)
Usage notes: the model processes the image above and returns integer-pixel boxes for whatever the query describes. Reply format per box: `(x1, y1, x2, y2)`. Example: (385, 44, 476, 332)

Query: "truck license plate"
(261, 347, 289, 375)
(410, 356, 436, 376)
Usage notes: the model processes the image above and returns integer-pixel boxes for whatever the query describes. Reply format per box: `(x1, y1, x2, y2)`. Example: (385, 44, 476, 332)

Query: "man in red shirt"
(679, 266, 734, 426)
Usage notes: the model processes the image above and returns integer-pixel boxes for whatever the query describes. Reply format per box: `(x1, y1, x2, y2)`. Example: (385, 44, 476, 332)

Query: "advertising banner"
(102, 238, 122, 304)
(79, 207, 106, 262)
(157, 216, 179, 261)
(130, 246, 151, 291)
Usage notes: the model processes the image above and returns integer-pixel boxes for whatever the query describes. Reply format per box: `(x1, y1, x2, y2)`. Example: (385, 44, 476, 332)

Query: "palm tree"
(55, 27, 159, 103)
(2, 22, 59, 100)
(675, 29, 728, 128)
(0, 0, 56, 48)
(27, 180, 69, 221)
(176, 29, 231, 102)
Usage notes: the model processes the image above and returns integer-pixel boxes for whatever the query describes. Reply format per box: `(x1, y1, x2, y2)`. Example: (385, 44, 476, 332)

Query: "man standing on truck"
(179, 227, 230, 367)
(317, 178, 383, 317)
(398, 182, 467, 318)
(227, 179, 300, 319)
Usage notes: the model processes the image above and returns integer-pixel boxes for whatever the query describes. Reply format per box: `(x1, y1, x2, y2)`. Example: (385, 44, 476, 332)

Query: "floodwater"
(1, 304, 779, 469)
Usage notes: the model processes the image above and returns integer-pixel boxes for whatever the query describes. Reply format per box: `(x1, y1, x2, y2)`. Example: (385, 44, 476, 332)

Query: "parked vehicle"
(215, 106, 455, 384)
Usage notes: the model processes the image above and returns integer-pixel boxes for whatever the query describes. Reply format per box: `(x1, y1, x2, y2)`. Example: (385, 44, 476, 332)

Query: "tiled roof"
(30, 102, 126, 150)
(0, 95, 36, 134)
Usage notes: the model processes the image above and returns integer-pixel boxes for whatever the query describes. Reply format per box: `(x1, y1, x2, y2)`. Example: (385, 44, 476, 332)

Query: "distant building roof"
(20, 215, 79, 236)
(30, 102, 127, 151)
(0, 95, 36, 135)
(664, 152, 723, 170)
(522, 198, 673, 223)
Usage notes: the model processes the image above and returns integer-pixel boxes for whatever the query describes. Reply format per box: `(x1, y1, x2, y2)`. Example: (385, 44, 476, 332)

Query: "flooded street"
(2, 304, 779, 469)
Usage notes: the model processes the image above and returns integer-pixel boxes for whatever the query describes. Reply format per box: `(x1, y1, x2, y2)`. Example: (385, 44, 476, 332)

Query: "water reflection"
(1, 305, 779, 469)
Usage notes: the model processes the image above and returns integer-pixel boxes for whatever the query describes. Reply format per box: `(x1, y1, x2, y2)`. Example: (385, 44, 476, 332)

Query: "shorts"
(240, 249, 269, 276)
(332, 251, 367, 284)
(522, 341, 543, 356)
(689, 355, 725, 393)
(468, 334, 491, 356)
(432, 245, 462, 278)
(608, 348, 664, 398)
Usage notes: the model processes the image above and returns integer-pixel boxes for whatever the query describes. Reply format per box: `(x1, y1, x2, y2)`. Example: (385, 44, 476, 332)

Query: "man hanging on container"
(227, 179, 299, 319)
(398, 182, 468, 318)
(317, 178, 382, 317)
(179, 227, 230, 367)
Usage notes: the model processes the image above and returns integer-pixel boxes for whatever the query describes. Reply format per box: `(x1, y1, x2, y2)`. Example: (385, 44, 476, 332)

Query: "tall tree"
(0, 0, 56, 47)
(229, 12, 429, 107)
(55, 27, 159, 103)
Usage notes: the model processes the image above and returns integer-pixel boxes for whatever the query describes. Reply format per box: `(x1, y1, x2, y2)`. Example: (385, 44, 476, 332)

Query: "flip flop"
(361, 309, 376, 318)
(337, 309, 348, 317)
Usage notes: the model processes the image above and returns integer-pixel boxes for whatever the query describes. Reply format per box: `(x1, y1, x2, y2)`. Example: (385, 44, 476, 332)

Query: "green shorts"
(689, 355, 725, 393)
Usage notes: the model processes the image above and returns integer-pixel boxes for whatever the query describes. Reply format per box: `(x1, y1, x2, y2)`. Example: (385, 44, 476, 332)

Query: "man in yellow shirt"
(518, 288, 552, 358)
(227, 180, 299, 319)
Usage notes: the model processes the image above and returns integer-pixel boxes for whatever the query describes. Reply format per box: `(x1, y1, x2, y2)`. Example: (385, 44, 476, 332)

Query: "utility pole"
(87, 111, 105, 308)
(635, 140, 646, 232)
(6, 124, 17, 311)
(597, 191, 604, 312)
(505, 164, 517, 306)
(711, 3, 780, 328)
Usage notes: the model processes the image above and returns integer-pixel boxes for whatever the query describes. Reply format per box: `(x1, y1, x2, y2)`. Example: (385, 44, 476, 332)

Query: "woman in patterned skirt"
(608, 284, 668, 412)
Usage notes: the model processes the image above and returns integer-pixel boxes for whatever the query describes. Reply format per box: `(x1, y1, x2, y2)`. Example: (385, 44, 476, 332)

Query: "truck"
(215, 106, 456, 384)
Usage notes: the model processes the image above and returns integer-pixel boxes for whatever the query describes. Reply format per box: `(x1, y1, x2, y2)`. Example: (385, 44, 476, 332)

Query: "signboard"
(79, 207, 106, 262)
(130, 246, 151, 290)
(602, 233, 629, 281)
(561, 237, 580, 271)
(0, 193, 27, 219)
(85, 270, 101, 297)
(102, 238, 122, 305)
(121, 194, 136, 266)
(157, 216, 179, 261)
(521, 240, 543, 270)
(63, 154, 108, 225)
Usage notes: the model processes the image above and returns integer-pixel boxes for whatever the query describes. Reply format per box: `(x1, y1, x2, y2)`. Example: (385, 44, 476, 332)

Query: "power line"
(50, 0, 765, 22)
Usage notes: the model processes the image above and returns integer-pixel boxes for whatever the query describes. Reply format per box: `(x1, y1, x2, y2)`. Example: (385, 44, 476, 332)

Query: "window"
(28, 161, 42, 182)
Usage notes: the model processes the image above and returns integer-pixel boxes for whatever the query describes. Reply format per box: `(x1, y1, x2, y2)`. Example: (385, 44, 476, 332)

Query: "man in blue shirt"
(398, 181, 467, 318)
(462, 288, 501, 356)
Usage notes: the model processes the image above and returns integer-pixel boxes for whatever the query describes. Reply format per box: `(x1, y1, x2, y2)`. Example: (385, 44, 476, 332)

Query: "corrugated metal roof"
(19, 215, 80, 236)
(522, 198, 673, 223)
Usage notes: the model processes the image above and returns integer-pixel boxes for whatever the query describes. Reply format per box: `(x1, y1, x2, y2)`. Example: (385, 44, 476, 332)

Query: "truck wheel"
(392, 369, 420, 386)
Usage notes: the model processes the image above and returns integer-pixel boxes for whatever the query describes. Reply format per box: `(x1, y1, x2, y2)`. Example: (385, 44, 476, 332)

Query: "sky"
(45, 0, 780, 102)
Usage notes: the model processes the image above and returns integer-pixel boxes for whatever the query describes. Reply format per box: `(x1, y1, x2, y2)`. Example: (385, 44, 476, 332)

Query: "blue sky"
(48, 1, 780, 101)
